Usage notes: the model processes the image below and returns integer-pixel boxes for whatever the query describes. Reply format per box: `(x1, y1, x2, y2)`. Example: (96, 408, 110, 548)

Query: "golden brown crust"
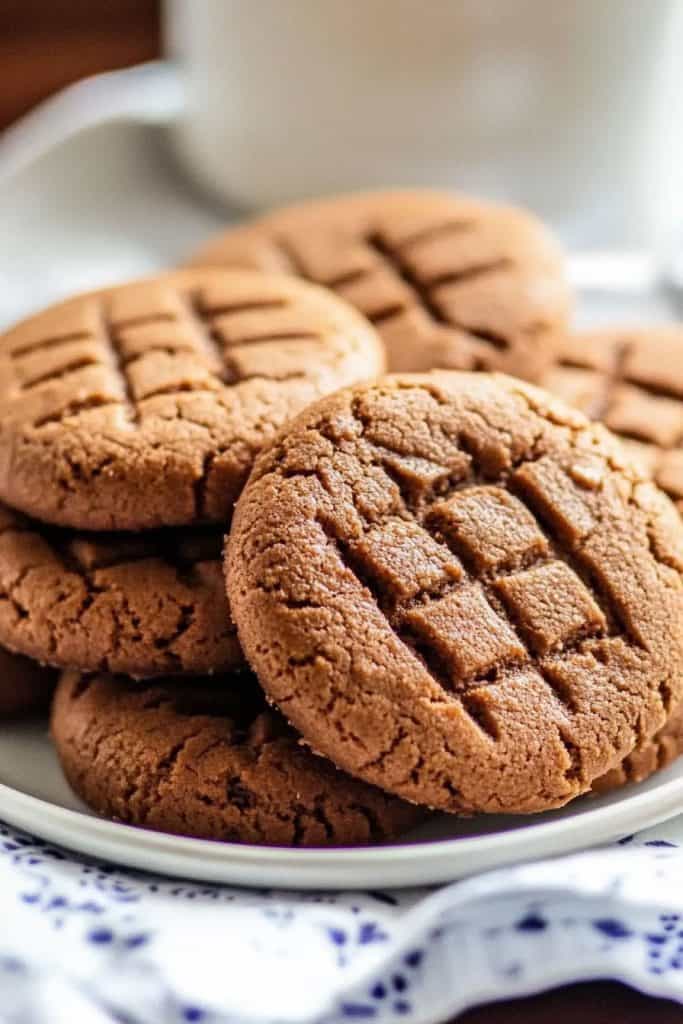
(0, 502, 240, 678)
(226, 372, 683, 815)
(51, 670, 424, 847)
(0, 269, 384, 530)
(188, 189, 570, 381)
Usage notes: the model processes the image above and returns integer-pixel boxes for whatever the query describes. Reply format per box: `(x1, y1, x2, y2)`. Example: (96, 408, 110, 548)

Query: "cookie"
(51, 670, 424, 847)
(188, 189, 570, 381)
(593, 703, 683, 794)
(227, 372, 683, 815)
(0, 646, 55, 718)
(543, 327, 683, 514)
(0, 269, 384, 530)
(0, 502, 239, 678)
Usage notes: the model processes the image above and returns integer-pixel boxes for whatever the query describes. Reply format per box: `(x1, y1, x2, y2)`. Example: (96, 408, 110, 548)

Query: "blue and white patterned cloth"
(2, 816, 683, 1024)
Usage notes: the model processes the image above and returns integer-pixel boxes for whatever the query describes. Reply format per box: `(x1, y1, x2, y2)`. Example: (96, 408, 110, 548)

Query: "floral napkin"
(2, 816, 683, 1024)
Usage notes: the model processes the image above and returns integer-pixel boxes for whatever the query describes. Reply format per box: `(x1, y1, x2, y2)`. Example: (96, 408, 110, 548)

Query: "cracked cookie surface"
(0, 645, 55, 718)
(188, 189, 570, 381)
(543, 327, 683, 516)
(227, 372, 683, 814)
(51, 670, 424, 847)
(593, 701, 683, 794)
(0, 269, 384, 530)
(0, 502, 240, 678)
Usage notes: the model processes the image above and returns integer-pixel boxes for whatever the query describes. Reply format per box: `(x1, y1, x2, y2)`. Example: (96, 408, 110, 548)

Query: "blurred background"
(0, 1, 159, 128)
(0, 0, 221, 329)
(1, 0, 680, 333)
(3, 1, 682, 245)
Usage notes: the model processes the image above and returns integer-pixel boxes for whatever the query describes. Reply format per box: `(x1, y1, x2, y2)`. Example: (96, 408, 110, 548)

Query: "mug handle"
(0, 61, 185, 183)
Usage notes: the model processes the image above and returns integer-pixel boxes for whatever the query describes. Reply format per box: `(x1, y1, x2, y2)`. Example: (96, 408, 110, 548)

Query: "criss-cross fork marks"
(277, 221, 513, 350)
(319, 455, 636, 741)
(549, 332, 683, 451)
(12, 291, 324, 428)
(364, 234, 511, 348)
(546, 330, 683, 508)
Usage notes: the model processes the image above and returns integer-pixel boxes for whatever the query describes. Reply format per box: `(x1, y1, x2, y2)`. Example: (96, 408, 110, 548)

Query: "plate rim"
(2, 763, 683, 888)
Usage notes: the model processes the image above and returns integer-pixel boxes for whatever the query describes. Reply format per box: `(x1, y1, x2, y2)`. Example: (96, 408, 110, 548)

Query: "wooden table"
(0, 3, 677, 1021)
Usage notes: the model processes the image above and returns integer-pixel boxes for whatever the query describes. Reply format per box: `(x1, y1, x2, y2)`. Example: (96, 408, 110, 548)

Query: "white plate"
(0, 120, 682, 890)
(1, 719, 683, 889)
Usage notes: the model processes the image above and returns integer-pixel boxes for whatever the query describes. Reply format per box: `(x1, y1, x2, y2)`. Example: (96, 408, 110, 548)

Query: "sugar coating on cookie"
(544, 327, 683, 515)
(0, 646, 55, 718)
(0, 269, 385, 530)
(227, 372, 683, 815)
(51, 671, 423, 846)
(189, 189, 570, 381)
(0, 502, 240, 678)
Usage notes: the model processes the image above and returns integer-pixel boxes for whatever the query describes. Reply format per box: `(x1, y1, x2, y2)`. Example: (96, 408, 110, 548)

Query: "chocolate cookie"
(0, 646, 55, 718)
(543, 327, 683, 514)
(227, 372, 683, 815)
(593, 703, 683, 795)
(51, 670, 423, 847)
(0, 269, 384, 530)
(0, 502, 239, 678)
(188, 190, 570, 380)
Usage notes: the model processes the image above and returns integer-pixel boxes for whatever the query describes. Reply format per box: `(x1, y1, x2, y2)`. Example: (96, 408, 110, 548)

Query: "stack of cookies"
(2, 189, 683, 846)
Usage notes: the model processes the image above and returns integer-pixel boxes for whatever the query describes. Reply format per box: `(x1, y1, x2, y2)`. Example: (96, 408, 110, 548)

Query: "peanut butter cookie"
(51, 670, 424, 846)
(0, 269, 384, 529)
(189, 190, 569, 380)
(0, 502, 239, 678)
(227, 373, 683, 814)
(544, 327, 683, 515)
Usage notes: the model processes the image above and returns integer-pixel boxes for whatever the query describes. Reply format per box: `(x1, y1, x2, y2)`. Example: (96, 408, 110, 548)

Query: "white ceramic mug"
(1, 0, 682, 250)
